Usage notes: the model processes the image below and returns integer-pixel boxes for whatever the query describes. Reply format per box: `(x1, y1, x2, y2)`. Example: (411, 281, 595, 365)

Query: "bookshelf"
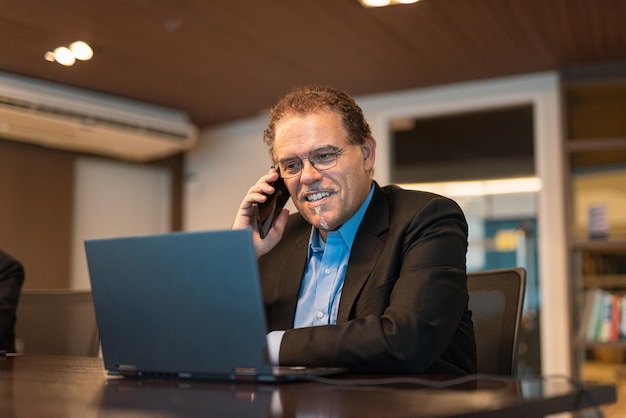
(563, 67, 626, 379)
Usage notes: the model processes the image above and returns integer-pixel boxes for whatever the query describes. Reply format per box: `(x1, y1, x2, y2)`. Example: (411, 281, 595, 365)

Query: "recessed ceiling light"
(359, 0, 419, 7)
(360, 0, 392, 6)
(45, 40, 93, 66)
(53, 46, 76, 66)
(44, 51, 56, 62)
(69, 41, 94, 61)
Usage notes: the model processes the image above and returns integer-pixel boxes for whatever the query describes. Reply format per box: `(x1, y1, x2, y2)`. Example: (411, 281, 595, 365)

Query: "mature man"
(233, 86, 475, 374)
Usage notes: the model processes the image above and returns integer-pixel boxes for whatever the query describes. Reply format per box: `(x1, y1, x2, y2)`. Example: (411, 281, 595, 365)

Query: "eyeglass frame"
(272, 145, 348, 179)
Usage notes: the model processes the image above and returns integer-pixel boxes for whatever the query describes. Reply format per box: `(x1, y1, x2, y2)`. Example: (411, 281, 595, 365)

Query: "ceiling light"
(360, 0, 392, 7)
(45, 40, 93, 66)
(53, 46, 76, 66)
(69, 41, 94, 61)
(44, 51, 56, 62)
(359, 0, 419, 7)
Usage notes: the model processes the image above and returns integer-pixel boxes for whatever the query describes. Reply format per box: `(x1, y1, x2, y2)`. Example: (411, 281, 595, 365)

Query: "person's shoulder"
(0, 249, 21, 266)
(376, 184, 465, 219)
(379, 183, 456, 204)
(0, 249, 25, 279)
(375, 184, 467, 233)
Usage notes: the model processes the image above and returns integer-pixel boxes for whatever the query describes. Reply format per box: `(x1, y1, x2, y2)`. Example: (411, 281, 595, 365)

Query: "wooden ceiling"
(1, 0, 625, 129)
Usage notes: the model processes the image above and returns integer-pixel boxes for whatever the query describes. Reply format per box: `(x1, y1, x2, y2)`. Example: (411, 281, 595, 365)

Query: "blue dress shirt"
(267, 184, 374, 364)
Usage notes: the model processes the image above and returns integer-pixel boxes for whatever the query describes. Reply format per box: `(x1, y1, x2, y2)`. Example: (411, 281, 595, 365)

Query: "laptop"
(84, 229, 344, 382)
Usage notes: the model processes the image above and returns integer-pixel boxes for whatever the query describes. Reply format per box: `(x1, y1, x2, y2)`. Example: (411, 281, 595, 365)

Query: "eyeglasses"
(273, 146, 347, 179)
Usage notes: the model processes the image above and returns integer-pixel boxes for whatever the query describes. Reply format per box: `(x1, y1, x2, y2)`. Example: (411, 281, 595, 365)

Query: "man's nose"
(299, 159, 322, 182)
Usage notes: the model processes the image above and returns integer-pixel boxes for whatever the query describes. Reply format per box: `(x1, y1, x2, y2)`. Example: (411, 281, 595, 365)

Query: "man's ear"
(361, 136, 376, 172)
(361, 136, 376, 160)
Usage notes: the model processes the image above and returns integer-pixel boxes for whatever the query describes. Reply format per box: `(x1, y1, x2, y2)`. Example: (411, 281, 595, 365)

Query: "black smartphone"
(253, 176, 290, 238)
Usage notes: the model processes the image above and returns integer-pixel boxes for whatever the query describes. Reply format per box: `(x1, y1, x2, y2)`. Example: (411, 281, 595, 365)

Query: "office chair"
(14, 289, 100, 357)
(467, 267, 526, 376)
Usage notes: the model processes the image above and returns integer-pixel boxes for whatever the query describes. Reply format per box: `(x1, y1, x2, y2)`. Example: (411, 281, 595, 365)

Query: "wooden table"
(0, 354, 616, 417)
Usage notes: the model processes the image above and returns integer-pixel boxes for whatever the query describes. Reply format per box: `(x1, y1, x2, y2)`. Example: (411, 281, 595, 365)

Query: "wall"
(0, 139, 74, 288)
(184, 72, 570, 377)
(0, 139, 175, 290)
(184, 118, 274, 231)
(70, 157, 172, 289)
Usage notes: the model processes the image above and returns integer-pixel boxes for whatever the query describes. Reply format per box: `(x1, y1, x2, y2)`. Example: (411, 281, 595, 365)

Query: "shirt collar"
(309, 182, 375, 252)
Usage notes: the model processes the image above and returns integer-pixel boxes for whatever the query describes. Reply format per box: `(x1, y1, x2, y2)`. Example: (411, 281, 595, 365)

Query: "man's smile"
(305, 191, 331, 203)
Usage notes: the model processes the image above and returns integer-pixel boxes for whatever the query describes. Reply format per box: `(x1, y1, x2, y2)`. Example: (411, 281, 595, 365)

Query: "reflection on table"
(0, 354, 616, 417)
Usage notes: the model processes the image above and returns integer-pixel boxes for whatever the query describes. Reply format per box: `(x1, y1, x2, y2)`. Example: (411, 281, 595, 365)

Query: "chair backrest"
(467, 267, 526, 376)
(15, 289, 100, 357)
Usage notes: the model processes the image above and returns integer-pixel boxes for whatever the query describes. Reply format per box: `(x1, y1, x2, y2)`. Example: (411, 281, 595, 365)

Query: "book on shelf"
(582, 252, 626, 275)
(579, 287, 626, 343)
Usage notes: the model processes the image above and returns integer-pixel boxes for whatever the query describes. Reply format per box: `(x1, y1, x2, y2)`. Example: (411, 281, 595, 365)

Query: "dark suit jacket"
(0, 250, 25, 352)
(259, 182, 476, 374)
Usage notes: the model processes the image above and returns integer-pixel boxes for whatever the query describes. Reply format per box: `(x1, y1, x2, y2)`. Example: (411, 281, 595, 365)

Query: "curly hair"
(263, 85, 372, 160)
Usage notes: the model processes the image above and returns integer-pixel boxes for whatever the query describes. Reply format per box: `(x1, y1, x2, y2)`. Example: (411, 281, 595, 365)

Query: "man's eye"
(313, 152, 334, 162)
(283, 161, 301, 172)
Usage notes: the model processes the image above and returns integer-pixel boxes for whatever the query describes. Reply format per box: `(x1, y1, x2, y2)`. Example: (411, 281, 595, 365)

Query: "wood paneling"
(1, 0, 625, 128)
(0, 139, 74, 288)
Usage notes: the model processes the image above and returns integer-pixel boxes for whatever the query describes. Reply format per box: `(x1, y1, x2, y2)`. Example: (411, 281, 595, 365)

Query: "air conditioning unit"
(0, 72, 198, 162)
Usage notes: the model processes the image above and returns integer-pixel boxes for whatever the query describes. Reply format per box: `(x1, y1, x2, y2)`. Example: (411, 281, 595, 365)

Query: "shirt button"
(316, 312, 324, 319)
(324, 268, 331, 275)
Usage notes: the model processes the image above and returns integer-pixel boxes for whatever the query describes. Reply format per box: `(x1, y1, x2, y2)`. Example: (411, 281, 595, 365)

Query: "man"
(233, 85, 476, 374)
(0, 249, 24, 353)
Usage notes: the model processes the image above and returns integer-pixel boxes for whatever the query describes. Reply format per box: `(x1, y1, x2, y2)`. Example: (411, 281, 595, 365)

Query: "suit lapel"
(337, 184, 390, 323)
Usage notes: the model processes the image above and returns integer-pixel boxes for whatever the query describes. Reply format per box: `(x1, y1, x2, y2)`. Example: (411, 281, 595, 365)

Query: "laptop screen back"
(85, 229, 272, 378)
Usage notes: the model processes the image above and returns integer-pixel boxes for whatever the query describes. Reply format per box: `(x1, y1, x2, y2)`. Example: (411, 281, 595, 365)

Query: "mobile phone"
(253, 176, 290, 238)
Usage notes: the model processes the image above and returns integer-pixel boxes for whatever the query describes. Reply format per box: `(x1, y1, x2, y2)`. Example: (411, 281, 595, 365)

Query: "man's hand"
(232, 169, 289, 258)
